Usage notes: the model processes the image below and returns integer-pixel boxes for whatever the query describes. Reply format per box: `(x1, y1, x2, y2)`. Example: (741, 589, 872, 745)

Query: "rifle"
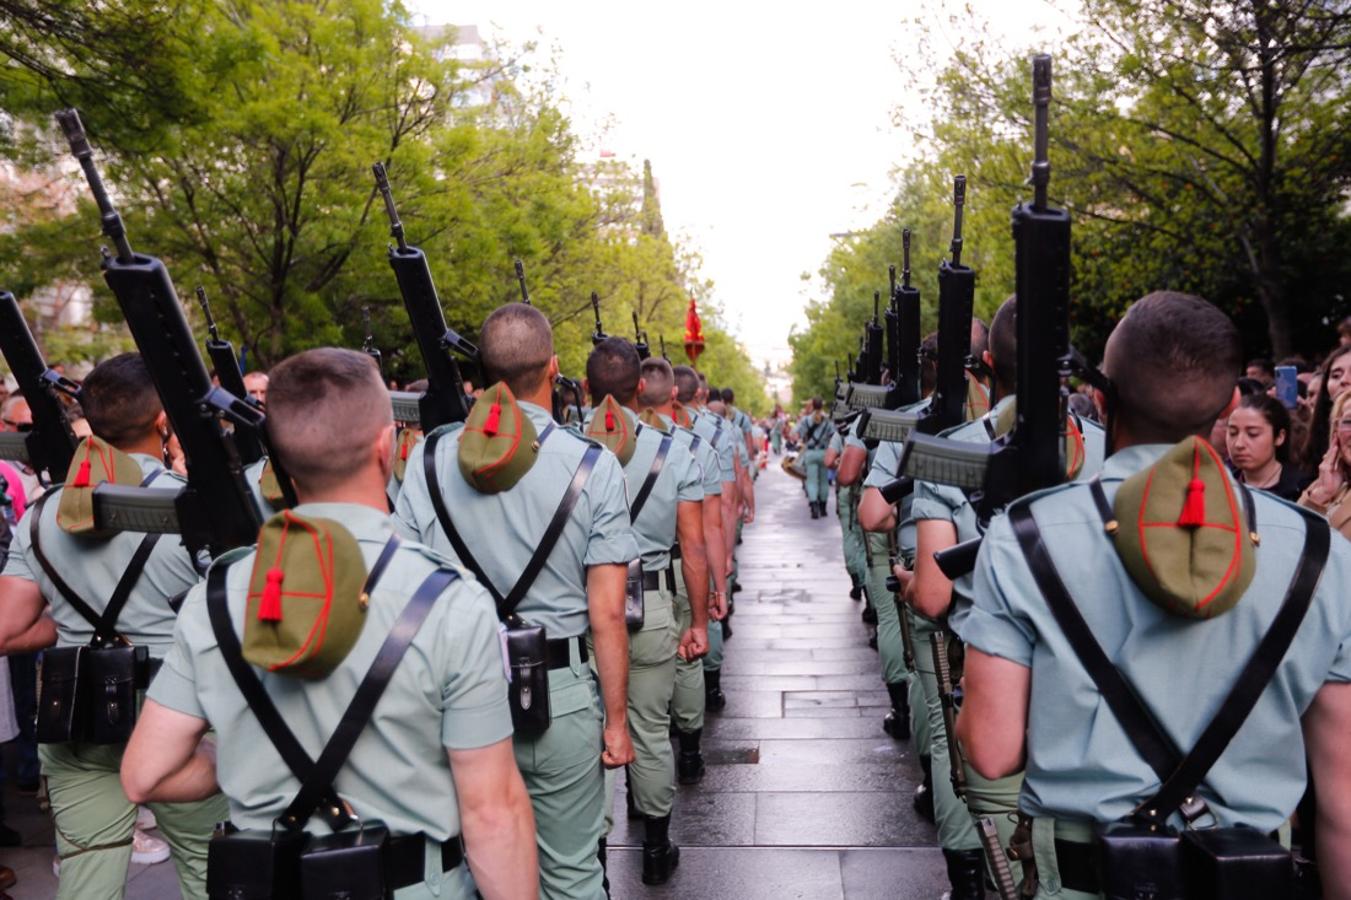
(903, 56, 1078, 580)
(360, 305, 382, 372)
(514, 258, 531, 304)
(372, 163, 476, 432)
(195, 287, 264, 466)
(659, 335, 670, 361)
(633, 312, 651, 361)
(977, 817, 1020, 900)
(915, 176, 974, 437)
(0, 291, 79, 482)
(57, 109, 265, 556)
(853, 230, 926, 445)
(591, 292, 608, 347)
(931, 630, 967, 801)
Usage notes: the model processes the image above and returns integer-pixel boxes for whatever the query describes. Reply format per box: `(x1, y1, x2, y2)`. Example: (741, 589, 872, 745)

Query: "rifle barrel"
(54, 109, 134, 263)
(1032, 55, 1052, 210)
(371, 163, 408, 252)
(950, 176, 967, 266)
(514, 259, 530, 304)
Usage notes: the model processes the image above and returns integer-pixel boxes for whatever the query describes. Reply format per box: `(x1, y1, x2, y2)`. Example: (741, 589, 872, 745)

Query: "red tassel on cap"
(71, 438, 94, 488)
(258, 567, 285, 622)
(483, 401, 502, 437)
(1177, 447, 1206, 528)
(605, 408, 616, 432)
(400, 440, 410, 461)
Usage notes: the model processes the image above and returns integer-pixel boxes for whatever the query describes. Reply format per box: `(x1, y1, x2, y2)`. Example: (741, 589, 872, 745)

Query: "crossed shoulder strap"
(1008, 484, 1329, 825)
(207, 537, 453, 831)
(629, 434, 672, 523)
(423, 426, 601, 622)
(29, 470, 165, 645)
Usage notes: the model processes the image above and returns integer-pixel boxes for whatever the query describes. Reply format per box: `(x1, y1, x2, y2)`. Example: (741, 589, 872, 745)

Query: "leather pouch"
(1094, 821, 1184, 900)
(1180, 827, 1292, 900)
(85, 645, 148, 745)
(504, 622, 551, 737)
(207, 824, 306, 900)
(36, 646, 84, 744)
(624, 559, 645, 632)
(300, 822, 390, 900)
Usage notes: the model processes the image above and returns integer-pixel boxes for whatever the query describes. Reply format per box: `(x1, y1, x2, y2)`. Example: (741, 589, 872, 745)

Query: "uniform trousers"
(513, 645, 607, 900)
(903, 607, 931, 753)
(40, 741, 227, 900)
(837, 485, 869, 587)
(864, 531, 908, 688)
(597, 588, 678, 828)
(670, 582, 705, 732)
(802, 449, 828, 503)
(910, 620, 981, 854)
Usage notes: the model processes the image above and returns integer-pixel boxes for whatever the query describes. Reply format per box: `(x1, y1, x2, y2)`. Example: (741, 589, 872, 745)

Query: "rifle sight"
(1031, 54, 1052, 209)
(54, 109, 134, 263)
(371, 162, 408, 252)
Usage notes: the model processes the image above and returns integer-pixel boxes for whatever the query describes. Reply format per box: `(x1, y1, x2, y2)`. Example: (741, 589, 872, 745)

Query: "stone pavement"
(0, 461, 946, 898)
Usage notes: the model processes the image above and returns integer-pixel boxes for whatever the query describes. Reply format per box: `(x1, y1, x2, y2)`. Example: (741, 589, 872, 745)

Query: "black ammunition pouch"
(424, 430, 602, 739)
(1008, 497, 1329, 900)
(35, 646, 84, 744)
(624, 559, 645, 631)
(206, 554, 457, 899)
(504, 619, 552, 737)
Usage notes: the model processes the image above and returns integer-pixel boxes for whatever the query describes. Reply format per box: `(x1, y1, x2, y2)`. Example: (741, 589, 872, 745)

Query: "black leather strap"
(1053, 839, 1099, 892)
(386, 835, 465, 888)
(629, 434, 672, 522)
(641, 569, 675, 592)
(546, 635, 588, 670)
(1009, 494, 1329, 824)
(423, 426, 600, 622)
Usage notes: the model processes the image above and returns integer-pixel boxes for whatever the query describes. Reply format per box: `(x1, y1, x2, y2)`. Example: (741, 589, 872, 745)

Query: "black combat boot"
(704, 669, 727, 712)
(810, 502, 820, 519)
(882, 682, 911, 740)
(914, 755, 935, 823)
(849, 573, 864, 601)
(597, 838, 611, 898)
(641, 815, 681, 885)
(941, 848, 987, 899)
(676, 729, 706, 784)
(721, 615, 733, 641)
(861, 603, 878, 625)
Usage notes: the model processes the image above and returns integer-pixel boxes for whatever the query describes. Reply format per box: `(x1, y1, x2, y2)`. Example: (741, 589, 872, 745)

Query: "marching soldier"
(959, 292, 1351, 899)
(720, 388, 757, 466)
(123, 348, 538, 900)
(582, 339, 709, 885)
(797, 398, 832, 518)
(0, 354, 226, 900)
(825, 423, 869, 609)
(396, 304, 637, 900)
(638, 358, 729, 784)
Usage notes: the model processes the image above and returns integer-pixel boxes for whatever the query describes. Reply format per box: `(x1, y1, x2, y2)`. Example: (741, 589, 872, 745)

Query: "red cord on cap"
(71, 438, 95, 488)
(483, 401, 502, 437)
(258, 568, 285, 622)
(605, 408, 616, 431)
(1177, 446, 1206, 528)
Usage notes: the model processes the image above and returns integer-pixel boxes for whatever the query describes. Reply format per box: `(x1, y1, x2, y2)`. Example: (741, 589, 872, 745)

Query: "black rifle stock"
(58, 109, 263, 555)
(0, 291, 79, 480)
(633, 312, 650, 361)
(372, 163, 475, 432)
(917, 177, 974, 436)
(591, 292, 607, 347)
(931, 630, 967, 800)
(195, 287, 264, 466)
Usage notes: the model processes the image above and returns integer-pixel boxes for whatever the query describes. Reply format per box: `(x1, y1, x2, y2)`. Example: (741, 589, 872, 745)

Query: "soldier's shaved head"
(585, 337, 641, 405)
(81, 354, 164, 448)
(988, 296, 1017, 391)
(970, 317, 990, 362)
(1104, 291, 1242, 443)
(268, 348, 391, 492)
(480, 303, 554, 397)
(673, 366, 700, 404)
(640, 358, 675, 407)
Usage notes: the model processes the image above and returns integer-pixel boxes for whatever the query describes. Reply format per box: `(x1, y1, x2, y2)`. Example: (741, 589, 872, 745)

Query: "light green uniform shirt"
(661, 414, 722, 500)
(797, 414, 832, 450)
(690, 408, 736, 484)
(393, 401, 638, 641)
(1, 453, 199, 658)
(149, 503, 512, 840)
(864, 397, 933, 564)
(964, 444, 1351, 832)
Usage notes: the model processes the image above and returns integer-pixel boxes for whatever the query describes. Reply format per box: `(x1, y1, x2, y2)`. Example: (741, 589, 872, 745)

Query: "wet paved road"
(0, 462, 946, 898)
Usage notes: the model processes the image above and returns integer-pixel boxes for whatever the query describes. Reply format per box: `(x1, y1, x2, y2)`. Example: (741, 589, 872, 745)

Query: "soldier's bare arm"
(451, 737, 540, 900)
(911, 519, 958, 619)
(858, 486, 897, 533)
(837, 445, 867, 486)
(956, 648, 1029, 780)
(0, 576, 54, 653)
(676, 499, 709, 659)
(1304, 681, 1351, 900)
(587, 562, 635, 768)
(120, 700, 217, 804)
(702, 495, 728, 619)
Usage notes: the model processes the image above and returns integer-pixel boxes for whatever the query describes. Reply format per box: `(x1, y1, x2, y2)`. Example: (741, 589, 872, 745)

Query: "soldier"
(706, 392, 753, 622)
(959, 292, 1351, 899)
(797, 397, 832, 518)
(122, 348, 537, 900)
(396, 303, 636, 900)
(0, 353, 226, 900)
(720, 387, 757, 465)
(825, 422, 869, 608)
(639, 359, 728, 783)
(582, 339, 709, 885)
(674, 367, 737, 712)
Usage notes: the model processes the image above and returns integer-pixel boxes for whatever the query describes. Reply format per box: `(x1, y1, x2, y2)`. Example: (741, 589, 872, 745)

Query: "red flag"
(684, 298, 705, 364)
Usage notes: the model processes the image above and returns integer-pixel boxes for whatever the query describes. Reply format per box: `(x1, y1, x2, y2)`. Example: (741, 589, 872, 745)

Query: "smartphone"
(1274, 365, 1298, 409)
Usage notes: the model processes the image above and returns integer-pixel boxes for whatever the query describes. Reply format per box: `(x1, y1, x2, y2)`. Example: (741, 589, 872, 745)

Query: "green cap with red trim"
(1110, 436, 1257, 619)
(585, 395, 637, 464)
(57, 435, 144, 537)
(457, 382, 540, 494)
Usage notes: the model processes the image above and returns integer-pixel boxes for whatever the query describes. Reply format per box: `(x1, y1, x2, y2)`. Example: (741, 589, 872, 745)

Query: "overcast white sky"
(410, 1, 1073, 370)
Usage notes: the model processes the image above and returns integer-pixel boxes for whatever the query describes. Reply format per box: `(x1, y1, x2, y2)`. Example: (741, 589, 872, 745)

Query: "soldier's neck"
(519, 383, 555, 414)
(117, 433, 165, 460)
(293, 468, 391, 512)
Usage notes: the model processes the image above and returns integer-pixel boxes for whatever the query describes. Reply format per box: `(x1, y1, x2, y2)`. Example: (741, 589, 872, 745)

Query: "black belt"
(642, 569, 676, 592)
(670, 543, 682, 561)
(386, 834, 465, 889)
(546, 635, 588, 670)
(1055, 839, 1099, 893)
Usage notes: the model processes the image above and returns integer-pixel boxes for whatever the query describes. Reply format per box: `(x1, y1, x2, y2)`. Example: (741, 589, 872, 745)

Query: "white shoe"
(135, 806, 157, 832)
(52, 856, 60, 878)
(131, 829, 170, 866)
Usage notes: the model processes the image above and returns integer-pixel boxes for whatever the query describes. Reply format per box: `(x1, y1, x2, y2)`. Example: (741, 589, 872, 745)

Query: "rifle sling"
(206, 536, 418, 832)
(423, 425, 600, 621)
(29, 471, 165, 642)
(1008, 489, 1329, 824)
(629, 433, 672, 522)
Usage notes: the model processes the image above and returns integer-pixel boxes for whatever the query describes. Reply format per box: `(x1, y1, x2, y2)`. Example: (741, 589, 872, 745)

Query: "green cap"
(242, 511, 369, 679)
(457, 382, 540, 494)
(57, 435, 144, 537)
(585, 395, 637, 464)
(1111, 436, 1256, 619)
(393, 426, 422, 484)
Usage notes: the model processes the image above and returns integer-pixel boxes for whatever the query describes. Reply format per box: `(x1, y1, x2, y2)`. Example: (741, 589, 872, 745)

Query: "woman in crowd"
(1300, 344, 1351, 472)
(1299, 388, 1351, 540)
(1226, 393, 1309, 501)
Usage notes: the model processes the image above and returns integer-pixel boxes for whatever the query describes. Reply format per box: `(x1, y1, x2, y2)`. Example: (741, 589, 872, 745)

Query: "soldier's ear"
(582, 377, 591, 399)
(548, 356, 560, 380)
(154, 410, 170, 441)
(669, 384, 678, 403)
(374, 423, 396, 480)
(1220, 386, 1241, 419)
(636, 376, 647, 399)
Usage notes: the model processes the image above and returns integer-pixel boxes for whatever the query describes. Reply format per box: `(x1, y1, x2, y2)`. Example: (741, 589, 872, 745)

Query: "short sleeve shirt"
(149, 502, 512, 839)
(394, 401, 638, 639)
(690, 408, 737, 484)
(662, 414, 721, 499)
(962, 444, 1351, 831)
(797, 415, 832, 449)
(2, 453, 200, 657)
(864, 398, 933, 564)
